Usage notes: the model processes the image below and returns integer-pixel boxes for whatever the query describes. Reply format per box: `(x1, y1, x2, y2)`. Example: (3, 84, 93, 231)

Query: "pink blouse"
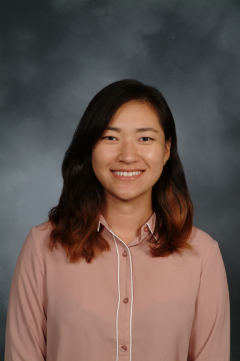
(5, 213, 230, 360)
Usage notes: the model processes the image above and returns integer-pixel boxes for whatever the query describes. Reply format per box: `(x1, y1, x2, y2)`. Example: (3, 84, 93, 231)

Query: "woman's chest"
(45, 246, 200, 332)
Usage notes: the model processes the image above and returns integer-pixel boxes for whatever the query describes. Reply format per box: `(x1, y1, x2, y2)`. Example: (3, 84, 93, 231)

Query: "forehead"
(109, 100, 161, 127)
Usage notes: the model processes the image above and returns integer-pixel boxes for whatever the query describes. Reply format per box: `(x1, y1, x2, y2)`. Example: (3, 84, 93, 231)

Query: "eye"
(139, 137, 153, 141)
(102, 136, 117, 141)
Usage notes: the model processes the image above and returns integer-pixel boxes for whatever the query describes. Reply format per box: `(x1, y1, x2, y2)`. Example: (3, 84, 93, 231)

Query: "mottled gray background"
(1, 0, 240, 359)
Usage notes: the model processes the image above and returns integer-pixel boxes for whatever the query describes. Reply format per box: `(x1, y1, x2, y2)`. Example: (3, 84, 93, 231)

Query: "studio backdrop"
(1, 0, 240, 359)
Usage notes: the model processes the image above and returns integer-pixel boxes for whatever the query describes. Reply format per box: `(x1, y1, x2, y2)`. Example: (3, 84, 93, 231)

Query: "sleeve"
(5, 228, 47, 361)
(188, 241, 230, 361)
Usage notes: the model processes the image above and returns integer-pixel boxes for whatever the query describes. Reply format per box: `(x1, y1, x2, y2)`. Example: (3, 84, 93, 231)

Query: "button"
(122, 250, 127, 257)
(121, 345, 127, 351)
(144, 226, 148, 232)
(123, 298, 128, 304)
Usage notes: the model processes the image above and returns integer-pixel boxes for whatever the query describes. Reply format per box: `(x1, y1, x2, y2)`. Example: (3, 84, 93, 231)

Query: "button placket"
(111, 232, 132, 360)
(122, 250, 127, 257)
(117, 244, 131, 359)
(121, 345, 127, 351)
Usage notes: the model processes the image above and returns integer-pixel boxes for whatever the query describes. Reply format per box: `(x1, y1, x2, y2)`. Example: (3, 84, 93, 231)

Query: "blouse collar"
(97, 212, 157, 243)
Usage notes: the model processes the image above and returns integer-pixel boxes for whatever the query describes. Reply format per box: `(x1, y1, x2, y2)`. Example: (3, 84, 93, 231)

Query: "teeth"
(113, 171, 142, 176)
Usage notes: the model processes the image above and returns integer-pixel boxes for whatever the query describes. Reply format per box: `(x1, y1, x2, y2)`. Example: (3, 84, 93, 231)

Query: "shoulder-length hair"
(48, 79, 193, 263)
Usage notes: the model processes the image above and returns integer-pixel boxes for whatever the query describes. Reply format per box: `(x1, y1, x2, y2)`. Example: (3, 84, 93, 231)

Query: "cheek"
(92, 146, 111, 175)
(91, 148, 101, 175)
(144, 147, 164, 166)
(144, 148, 165, 179)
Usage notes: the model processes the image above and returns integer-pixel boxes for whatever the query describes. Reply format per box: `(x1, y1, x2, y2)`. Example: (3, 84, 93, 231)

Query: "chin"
(116, 191, 144, 201)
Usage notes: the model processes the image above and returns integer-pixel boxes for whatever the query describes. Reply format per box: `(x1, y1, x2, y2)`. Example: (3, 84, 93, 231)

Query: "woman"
(5, 79, 230, 361)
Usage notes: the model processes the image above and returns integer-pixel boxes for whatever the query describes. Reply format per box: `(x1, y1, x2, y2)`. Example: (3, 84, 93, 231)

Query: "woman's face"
(92, 101, 171, 204)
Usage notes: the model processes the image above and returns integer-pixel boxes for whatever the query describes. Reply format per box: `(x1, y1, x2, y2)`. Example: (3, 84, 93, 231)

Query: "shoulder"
(19, 222, 52, 261)
(189, 226, 216, 249)
(32, 221, 53, 244)
(184, 226, 220, 267)
(11, 222, 53, 285)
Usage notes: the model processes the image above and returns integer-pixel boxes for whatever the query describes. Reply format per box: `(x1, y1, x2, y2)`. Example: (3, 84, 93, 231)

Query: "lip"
(110, 169, 145, 172)
(110, 169, 145, 181)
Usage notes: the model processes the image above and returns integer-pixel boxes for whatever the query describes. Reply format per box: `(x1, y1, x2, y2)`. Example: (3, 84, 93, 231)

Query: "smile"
(113, 171, 142, 176)
(110, 170, 145, 180)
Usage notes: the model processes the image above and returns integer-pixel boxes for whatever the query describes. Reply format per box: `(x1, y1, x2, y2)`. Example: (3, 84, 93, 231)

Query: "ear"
(164, 137, 171, 161)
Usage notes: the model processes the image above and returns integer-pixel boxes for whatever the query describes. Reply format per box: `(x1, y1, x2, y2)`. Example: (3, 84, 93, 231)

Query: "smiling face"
(92, 100, 171, 205)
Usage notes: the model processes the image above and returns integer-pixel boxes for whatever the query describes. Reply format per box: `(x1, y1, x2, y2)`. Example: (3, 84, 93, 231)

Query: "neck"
(102, 192, 153, 239)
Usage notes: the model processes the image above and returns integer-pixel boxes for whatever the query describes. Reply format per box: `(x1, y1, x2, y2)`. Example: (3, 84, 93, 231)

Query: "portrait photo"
(1, 0, 240, 360)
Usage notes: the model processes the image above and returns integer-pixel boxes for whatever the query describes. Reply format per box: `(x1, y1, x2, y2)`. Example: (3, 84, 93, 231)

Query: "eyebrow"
(105, 126, 159, 133)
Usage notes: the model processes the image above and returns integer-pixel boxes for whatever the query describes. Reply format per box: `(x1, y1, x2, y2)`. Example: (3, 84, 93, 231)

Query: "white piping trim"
(108, 229, 133, 361)
(146, 222, 158, 241)
(113, 235, 120, 361)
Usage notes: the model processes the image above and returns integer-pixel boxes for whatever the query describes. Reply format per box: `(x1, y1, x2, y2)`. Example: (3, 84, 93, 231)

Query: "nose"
(117, 139, 139, 163)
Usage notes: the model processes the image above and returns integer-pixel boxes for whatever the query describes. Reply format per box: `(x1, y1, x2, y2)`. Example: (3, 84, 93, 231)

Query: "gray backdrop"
(1, 0, 240, 359)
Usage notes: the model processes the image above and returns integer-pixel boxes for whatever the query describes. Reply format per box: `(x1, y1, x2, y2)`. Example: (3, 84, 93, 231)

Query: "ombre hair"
(48, 79, 194, 263)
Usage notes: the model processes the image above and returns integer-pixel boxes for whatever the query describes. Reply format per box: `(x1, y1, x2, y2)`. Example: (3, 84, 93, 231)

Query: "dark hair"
(48, 79, 193, 263)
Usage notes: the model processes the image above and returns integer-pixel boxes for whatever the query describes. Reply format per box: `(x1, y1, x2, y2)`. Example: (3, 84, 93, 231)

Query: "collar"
(97, 212, 157, 242)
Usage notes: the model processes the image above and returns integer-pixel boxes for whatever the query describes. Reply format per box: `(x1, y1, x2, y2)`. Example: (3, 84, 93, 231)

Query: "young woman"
(5, 80, 230, 361)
